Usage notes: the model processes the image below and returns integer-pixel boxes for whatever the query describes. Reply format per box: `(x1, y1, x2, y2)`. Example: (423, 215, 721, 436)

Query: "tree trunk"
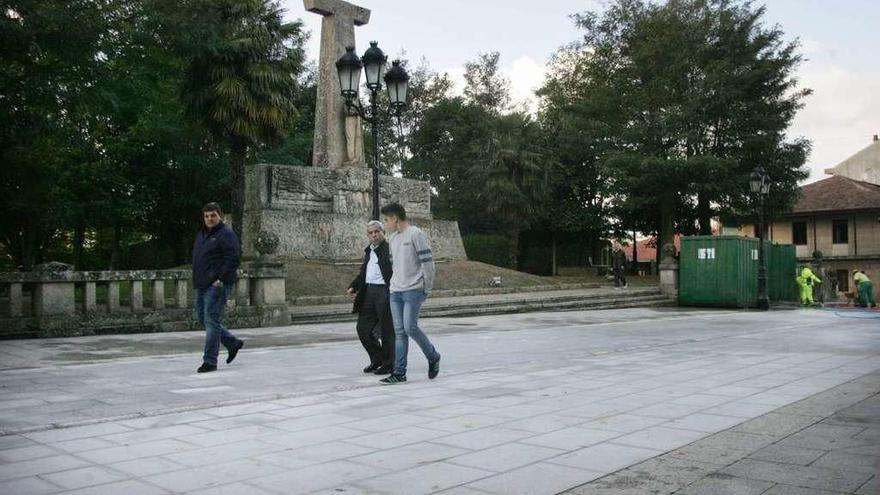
(698, 192, 712, 235)
(110, 224, 122, 269)
(73, 224, 85, 269)
(171, 237, 185, 267)
(229, 139, 248, 240)
(551, 232, 557, 276)
(659, 192, 675, 255)
(510, 230, 520, 270)
(21, 219, 36, 271)
(631, 228, 638, 275)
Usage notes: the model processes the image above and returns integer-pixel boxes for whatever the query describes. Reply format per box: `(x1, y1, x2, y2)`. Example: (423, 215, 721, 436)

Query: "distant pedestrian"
(347, 220, 395, 375)
(192, 203, 243, 373)
(379, 203, 441, 385)
(796, 265, 821, 307)
(853, 270, 876, 308)
(612, 247, 628, 289)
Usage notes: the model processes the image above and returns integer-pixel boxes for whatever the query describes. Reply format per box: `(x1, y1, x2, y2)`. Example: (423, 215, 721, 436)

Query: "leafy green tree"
(556, 0, 810, 248)
(0, 0, 114, 268)
(463, 51, 510, 113)
(180, 0, 307, 237)
(372, 57, 454, 175)
(537, 47, 613, 269)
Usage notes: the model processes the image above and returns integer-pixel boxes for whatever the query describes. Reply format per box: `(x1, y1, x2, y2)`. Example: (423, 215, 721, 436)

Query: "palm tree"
(182, 0, 306, 237)
(470, 112, 547, 268)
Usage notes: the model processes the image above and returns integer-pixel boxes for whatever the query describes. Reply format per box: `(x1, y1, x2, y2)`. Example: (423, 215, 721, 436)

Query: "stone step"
(289, 292, 672, 324)
(288, 282, 605, 306)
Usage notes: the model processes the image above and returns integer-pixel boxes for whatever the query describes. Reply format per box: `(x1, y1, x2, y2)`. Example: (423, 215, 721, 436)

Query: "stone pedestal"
(33, 282, 75, 317)
(659, 261, 679, 298)
(243, 163, 467, 260)
(248, 261, 287, 306)
(242, 261, 289, 326)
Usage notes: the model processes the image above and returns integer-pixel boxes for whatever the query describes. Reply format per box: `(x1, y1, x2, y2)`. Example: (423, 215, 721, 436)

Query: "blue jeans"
(196, 285, 239, 366)
(390, 289, 439, 376)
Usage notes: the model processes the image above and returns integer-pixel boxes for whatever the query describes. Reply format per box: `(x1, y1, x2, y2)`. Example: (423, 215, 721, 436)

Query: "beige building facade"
(729, 137, 880, 295)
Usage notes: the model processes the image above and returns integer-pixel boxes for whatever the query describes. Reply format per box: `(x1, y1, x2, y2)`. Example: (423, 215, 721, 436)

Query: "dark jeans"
(614, 267, 627, 287)
(356, 285, 395, 367)
(196, 285, 240, 366)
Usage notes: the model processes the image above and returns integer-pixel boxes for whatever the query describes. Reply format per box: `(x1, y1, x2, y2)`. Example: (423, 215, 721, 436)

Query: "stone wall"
(243, 163, 468, 260)
(0, 264, 288, 338)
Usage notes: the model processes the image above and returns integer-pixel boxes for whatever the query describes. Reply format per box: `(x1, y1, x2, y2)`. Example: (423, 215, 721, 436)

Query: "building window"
(836, 270, 850, 292)
(792, 221, 807, 245)
(832, 219, 848, 244)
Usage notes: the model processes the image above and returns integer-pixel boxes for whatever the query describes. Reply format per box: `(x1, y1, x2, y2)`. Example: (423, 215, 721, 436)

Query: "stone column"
(84, 282, 97, 312)
(107, 282, 120, 312)
(131, 281, 143, 311)
(152, 280, 165, 309)
(175, 280, 188, 308)
(304, 0, 370, 169)
(9, 283, 22, 317)
(236, 278, 251, 307)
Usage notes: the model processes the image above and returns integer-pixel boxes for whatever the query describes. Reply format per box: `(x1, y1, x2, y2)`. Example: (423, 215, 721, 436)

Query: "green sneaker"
(380, 374, 407, 385)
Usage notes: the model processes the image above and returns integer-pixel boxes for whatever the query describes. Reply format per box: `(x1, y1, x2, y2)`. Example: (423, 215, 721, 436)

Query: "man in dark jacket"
(192, 203, 243, 373)
(347, 220, 394, 375)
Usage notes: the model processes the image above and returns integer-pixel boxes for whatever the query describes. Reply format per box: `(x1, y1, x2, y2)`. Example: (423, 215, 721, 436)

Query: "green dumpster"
(766, 243, 798, 302)
(679, 236, 797, 308)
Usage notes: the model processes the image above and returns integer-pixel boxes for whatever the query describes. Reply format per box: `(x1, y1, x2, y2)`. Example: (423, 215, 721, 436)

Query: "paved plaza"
(0, 307, 878, 494)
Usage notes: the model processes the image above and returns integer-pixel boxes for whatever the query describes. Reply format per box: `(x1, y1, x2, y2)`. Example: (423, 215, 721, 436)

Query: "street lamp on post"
(749, 166, 772, 310)
(335, 42, 409, 221)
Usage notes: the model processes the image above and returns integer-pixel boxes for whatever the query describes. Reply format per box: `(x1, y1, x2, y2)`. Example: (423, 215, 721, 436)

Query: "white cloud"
(789, 61, 880, 183)
(503, 56, 547, 114)
(441, 55, 547, 114)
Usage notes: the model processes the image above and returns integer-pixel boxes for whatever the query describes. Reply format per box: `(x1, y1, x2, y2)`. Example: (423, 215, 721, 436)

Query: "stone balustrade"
(0, 262, 288, 338)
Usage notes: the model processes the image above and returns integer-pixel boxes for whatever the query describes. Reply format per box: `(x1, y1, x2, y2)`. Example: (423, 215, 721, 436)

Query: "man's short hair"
(202, 202, 223, 215)
(380, 203, 406, 221)
(366, 220, 384, 232)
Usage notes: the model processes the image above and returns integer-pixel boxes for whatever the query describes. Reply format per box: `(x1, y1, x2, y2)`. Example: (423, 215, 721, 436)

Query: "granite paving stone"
(0, 307, 877, 495)
(446, 442, 565, 472)
(720, 458, 872, 492)
(748, 443, 828, 465)
(468, 461, 604, 495)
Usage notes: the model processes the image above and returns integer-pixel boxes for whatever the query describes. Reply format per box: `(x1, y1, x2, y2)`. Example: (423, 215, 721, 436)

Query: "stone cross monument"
(305, 0, 369, 168)
(241, 2, 467, 262)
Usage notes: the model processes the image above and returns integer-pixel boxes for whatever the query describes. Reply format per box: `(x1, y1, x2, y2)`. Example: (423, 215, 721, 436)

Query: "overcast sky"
(281, 0, 879, 184)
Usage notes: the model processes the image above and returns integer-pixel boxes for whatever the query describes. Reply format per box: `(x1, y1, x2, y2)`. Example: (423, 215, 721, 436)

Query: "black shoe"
(379, 374, 407, 385)
(428, 356, 441, 380)
(373, 365, 393, 375)
(226, 340, 244, 364)
(363, 364, 379, 373)
(197, 363, 217, 373)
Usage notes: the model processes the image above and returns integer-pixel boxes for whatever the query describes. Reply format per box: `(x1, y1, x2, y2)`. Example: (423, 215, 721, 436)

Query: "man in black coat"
(347, 220, 394, 375)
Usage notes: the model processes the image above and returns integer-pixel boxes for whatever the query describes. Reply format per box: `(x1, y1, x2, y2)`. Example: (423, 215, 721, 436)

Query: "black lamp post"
(749, 166, 772, 310)
(335, 42, 409, 220)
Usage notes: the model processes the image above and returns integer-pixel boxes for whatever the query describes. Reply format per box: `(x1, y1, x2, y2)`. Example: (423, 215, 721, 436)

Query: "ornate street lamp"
(335, 42, 409, 220)
(749, 166, 771, 310)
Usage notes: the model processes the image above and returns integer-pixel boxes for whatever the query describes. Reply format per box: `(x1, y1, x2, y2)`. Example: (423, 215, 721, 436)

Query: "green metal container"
(679, 236, 797, 308)
(766, 243, 798, 302)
